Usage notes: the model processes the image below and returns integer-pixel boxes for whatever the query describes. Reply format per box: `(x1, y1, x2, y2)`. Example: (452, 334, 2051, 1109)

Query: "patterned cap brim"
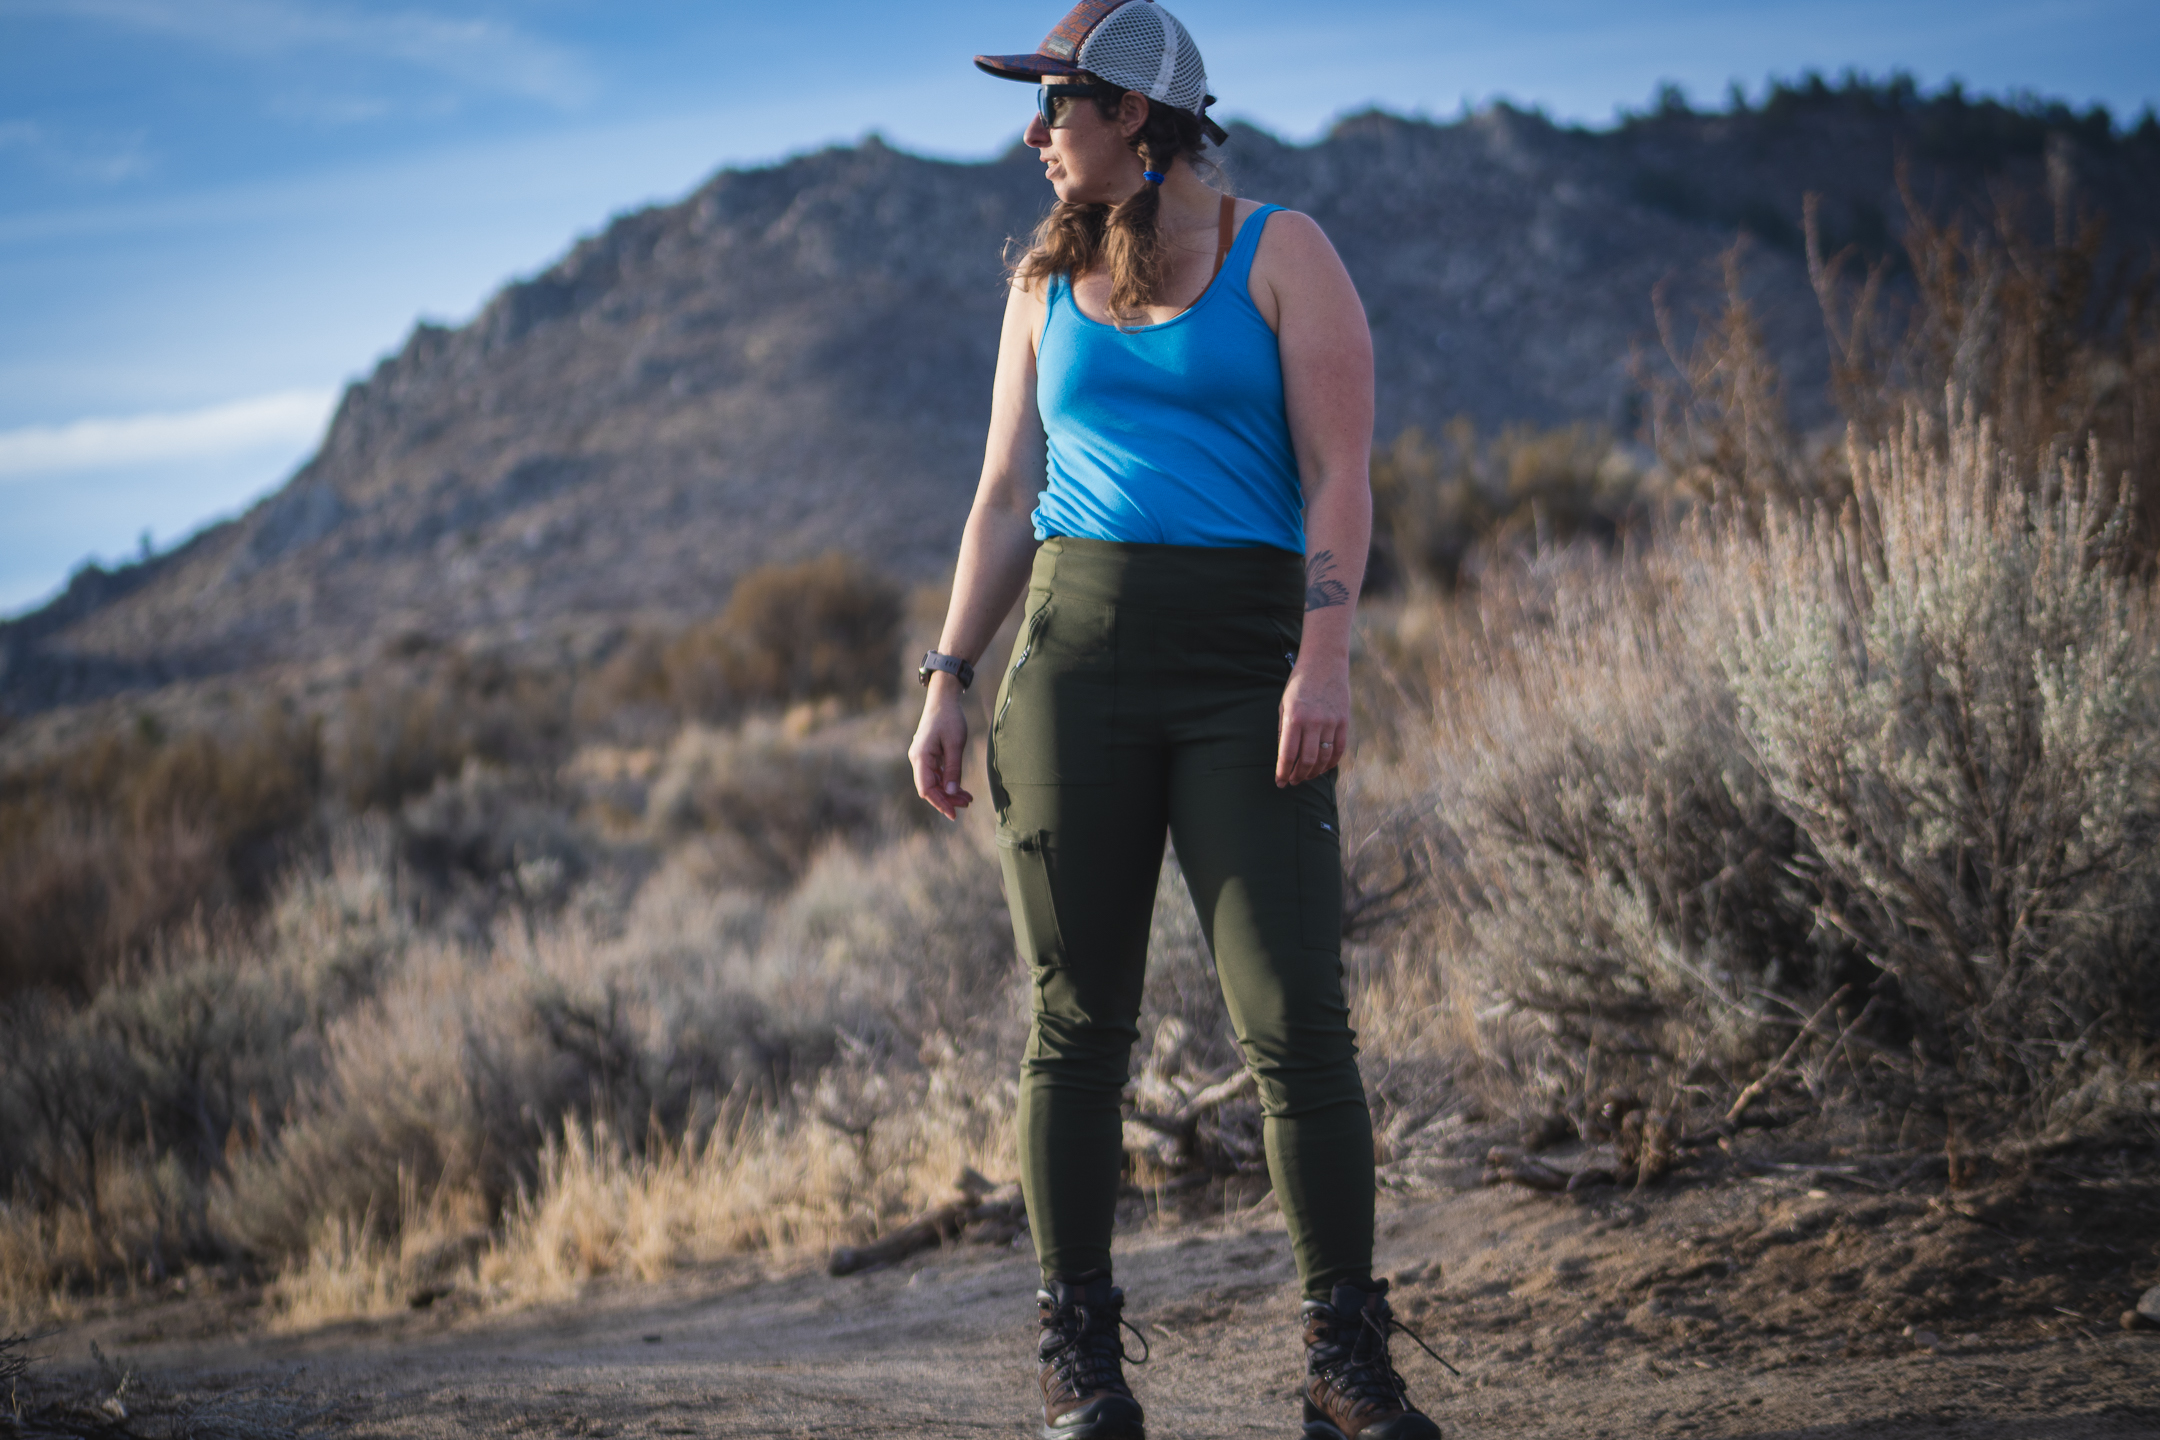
(974, 51, 1088, 82)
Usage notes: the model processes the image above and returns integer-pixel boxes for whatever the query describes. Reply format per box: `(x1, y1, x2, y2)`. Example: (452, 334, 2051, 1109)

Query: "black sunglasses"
(1036, 81, 1127, 130)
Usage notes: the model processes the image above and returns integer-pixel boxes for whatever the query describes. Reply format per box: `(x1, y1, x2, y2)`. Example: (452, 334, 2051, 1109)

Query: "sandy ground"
(21, 1160, 2160, 1439)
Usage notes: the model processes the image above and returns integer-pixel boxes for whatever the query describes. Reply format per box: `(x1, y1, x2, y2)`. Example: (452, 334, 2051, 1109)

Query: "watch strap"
(918, 650, 975, 690)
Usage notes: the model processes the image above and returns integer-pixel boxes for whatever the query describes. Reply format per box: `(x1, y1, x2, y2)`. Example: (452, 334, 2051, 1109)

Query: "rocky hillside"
(5, 81, 2156, 717)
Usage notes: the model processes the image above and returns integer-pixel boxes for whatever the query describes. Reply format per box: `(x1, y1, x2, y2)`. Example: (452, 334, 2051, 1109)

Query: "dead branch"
(826, 1170, 1027, 1277)
(1680, 1105, 1804, 1147)
(1482, 1148, 1573, 1192)
(1125, 1067, 1256, 1139)
(1727, 985, 1852, 1124)
(1122, 1063, 1260, 1176)
(1817, 996, 1883, 1083)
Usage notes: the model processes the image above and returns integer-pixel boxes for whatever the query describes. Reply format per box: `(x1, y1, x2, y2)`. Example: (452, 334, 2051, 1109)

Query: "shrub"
(1369, 419, 1650, 590)
(1650, 181, 2160, 535)
(643, 720, 924, 888)
(1555, 179, 2157, 1122)
(1807, 185, 2160, 541)
(0, 706, 322, 998)
(663, 554, 902, 717)
(1645, 242, 1822, 510)
(0, 832, 410, 1301)
(393, 760, 594, 926)
(332, 653, 572, 812)
(1432, 549, 1834, 1114)
(1434, 407, 2160, 1135)
(1711, 412, 2160, 1095)
(574, 629, 674, 738)
(0, 649, 585, 1002)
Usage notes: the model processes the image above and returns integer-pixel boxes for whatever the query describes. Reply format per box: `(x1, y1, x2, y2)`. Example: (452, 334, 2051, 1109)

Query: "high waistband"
(1030, 536, 1305, 615)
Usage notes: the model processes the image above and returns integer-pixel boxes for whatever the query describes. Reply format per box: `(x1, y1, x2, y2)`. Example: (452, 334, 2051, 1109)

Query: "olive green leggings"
(987, 537, 1374, 1301)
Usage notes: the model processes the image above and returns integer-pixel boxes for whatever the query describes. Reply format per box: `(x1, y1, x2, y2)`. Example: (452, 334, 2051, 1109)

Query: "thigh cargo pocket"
(997, 828, 1068, 972)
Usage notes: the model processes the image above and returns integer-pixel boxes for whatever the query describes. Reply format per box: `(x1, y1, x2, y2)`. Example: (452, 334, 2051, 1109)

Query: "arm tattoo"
(1305, 550, 1351, 612)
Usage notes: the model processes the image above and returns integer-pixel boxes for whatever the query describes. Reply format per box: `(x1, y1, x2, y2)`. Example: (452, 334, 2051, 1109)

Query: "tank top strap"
(1042, 268, 1073, 333)
(1220, 203, 1286, 292)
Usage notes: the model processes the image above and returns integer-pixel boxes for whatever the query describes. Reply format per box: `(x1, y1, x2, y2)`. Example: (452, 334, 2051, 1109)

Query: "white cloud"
(28, 0, 595, 109)
(0, 388, 337, 481)
(0, 118, 153, 183)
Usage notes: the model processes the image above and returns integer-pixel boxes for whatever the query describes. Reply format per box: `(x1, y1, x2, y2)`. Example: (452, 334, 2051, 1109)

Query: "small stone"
(1911, 1330, 1941, 1351)
(2139, 1286, 2160, 1323)
(2124, 1311, 2143, 1332)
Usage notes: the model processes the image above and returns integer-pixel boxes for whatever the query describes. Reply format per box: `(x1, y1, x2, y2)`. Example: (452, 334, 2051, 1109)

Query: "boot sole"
(1041, 1420, 1144, 1440)
(1302, 1406, 1441, 1440)
(1042, 1399, 1145, 1440)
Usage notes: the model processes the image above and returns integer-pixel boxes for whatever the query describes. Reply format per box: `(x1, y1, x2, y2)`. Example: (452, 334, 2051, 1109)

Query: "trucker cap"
(975, 0, 1223, 139)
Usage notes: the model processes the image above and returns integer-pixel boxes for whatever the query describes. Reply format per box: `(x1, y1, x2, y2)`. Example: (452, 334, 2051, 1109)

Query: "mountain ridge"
(6, 83, 2157, 720)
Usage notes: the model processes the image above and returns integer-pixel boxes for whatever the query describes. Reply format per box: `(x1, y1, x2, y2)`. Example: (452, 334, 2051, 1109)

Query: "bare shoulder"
(1007, 268, 1051, 304)
(1245, 206, 1340, 266)
(1004, 269, 1051, 322)
(1003, 269, 1050, 356)
(1243, 206, 1355, 330)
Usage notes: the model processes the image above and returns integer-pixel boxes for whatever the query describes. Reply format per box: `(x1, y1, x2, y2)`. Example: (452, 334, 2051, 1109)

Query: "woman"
(908, 4, 1440, 1438)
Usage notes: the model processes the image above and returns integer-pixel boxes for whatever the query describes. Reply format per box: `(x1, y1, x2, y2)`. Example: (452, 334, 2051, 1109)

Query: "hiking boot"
(1036, 1272, 1147, 1440)
(1300, 1279, 1444, 1440)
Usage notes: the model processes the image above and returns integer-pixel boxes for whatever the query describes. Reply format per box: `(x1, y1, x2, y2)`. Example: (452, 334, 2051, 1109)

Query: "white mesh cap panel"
(1077, 1, 1209, 113)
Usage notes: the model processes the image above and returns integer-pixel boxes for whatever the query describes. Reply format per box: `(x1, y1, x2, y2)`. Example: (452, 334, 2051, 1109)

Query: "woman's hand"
(1277, 660, 1350, 787)
(909, 674, 974, 820)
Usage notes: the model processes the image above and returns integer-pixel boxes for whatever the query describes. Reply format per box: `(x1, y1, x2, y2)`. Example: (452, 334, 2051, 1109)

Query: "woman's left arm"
(1257, 210, 1375, 788)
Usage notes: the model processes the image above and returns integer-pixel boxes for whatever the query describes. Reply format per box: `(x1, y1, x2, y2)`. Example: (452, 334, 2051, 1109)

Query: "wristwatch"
(918, 650, 975, 690)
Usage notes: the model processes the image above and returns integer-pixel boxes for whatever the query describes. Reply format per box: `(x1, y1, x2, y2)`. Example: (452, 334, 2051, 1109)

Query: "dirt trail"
(30, 1176, 2160, 1439)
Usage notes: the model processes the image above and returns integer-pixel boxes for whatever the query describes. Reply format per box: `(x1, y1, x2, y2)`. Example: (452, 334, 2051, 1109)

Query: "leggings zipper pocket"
(996, 601, 1053, 731)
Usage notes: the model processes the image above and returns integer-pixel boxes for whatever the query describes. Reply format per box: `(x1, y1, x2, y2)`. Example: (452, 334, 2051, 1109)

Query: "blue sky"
(3, 0, 2156, 615)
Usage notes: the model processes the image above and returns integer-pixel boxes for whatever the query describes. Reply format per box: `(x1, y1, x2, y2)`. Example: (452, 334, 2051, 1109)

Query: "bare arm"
(1253, 211, 1375, 787)
(908, 279, 1048, 819)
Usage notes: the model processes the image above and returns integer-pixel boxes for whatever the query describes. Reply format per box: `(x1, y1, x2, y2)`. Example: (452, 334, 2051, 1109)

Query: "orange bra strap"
(1212, 194, 1235, 280)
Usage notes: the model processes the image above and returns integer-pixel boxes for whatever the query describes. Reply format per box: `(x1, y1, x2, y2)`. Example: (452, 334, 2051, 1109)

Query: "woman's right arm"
(908, 277, 1049, 819)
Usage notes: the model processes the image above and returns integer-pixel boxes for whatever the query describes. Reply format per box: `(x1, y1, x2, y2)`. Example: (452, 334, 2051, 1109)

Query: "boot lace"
(1318, 1300, 1460, 1412)
(1042, 1298, 1150, 1399)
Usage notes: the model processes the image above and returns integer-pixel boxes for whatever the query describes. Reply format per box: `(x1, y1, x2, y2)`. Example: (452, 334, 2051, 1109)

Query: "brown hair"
(1011, 87, 1218, 328)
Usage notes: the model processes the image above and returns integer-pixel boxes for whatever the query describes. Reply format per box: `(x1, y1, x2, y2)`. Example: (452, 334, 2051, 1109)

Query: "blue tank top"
(1033, 204, 1303, 553)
